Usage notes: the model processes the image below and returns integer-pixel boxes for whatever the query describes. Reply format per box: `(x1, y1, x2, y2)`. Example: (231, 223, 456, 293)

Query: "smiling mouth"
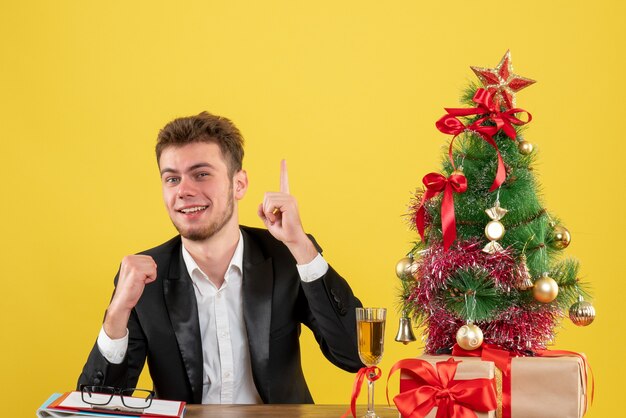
(178, 206, 208, 214)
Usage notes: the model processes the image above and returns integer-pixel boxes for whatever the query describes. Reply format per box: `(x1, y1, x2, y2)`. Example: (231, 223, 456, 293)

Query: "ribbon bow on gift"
(387, 358, 497, 418)
(415, 172, 467, 251)
(435, 88, 532, 192)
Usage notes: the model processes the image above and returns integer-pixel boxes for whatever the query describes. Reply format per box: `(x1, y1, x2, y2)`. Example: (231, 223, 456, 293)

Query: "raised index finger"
(280, 159, 290, 194)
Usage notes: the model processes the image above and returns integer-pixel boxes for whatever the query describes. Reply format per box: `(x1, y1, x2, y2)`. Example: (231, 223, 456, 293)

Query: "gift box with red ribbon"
(393, 349, 590, 418)
(390, 356, 497, 418)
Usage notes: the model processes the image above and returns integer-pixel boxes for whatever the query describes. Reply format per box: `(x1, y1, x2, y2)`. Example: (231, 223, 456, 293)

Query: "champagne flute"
(356, 307, 386, 418)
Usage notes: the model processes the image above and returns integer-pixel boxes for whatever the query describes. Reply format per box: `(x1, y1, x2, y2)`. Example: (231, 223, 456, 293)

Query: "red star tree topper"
(470, 50, 536, 109)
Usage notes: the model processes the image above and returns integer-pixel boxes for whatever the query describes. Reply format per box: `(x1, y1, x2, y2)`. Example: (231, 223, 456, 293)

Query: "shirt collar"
(181, 230, 244, 293)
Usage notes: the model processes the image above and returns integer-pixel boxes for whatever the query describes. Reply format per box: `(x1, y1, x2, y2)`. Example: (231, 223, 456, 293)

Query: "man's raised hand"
(257, 160, 317, 264)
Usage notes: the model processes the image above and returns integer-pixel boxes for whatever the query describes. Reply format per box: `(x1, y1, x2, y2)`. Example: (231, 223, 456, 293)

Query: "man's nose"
(177, 177, 197, 198)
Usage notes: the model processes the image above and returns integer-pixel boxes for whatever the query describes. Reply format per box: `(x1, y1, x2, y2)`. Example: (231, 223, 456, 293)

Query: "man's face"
(159, 142, 247, 241)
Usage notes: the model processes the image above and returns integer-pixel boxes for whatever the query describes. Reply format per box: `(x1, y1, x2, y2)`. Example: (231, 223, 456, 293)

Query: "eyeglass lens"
(121, 388, 153, 409)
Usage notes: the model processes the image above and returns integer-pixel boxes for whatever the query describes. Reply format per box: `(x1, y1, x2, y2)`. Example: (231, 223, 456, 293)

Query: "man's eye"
(197, 172, 209, 179)
(165, 177, 180, 184)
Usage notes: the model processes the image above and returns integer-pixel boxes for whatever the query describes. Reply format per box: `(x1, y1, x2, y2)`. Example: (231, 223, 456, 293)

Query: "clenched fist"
(103, 255, 157, 339)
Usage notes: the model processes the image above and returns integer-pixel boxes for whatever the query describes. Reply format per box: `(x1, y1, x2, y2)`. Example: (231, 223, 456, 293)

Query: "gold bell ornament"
(483, 201, 508, 254)
(533, 273, 559, 303)
(456, 322, 484, 351)
(394, 314, 417, 344)
(569, 296, 596, 326)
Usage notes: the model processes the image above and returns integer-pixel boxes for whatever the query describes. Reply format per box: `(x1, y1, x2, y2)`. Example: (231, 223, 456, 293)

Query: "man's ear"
(233, 170, 248, 200)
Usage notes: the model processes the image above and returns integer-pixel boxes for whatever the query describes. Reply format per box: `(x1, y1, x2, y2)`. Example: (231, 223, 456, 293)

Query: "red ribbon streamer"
(435, 88, 531, 192)
(342, 366, 382, 418)
(437, 116, 501, 192)
(386, 357, 497, 418)
(415, 172, 467, 251)
(452, 344, 513, 418)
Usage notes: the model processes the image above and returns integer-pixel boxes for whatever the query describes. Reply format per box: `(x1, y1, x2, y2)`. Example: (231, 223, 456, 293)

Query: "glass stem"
(367, 373, 375, 415)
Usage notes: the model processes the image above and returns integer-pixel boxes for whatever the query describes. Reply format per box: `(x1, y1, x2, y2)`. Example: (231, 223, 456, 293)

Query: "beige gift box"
(508, 355, 587, 418)
(400, 354, 588, 418)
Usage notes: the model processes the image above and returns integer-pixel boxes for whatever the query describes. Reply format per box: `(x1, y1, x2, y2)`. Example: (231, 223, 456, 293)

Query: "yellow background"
(0, 1, 623, 417)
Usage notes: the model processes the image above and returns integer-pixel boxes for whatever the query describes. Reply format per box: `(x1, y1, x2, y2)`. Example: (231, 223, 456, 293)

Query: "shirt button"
(216, 293, 222, 299)
(221, 331, 227, 338)
(224, 372, 230, 378)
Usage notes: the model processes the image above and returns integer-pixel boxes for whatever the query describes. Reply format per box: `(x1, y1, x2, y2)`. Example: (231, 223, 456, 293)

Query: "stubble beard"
(172, 185, 236, 242)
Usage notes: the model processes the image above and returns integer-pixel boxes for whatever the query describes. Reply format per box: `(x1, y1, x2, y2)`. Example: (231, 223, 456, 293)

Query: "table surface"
(185, 404, 400, 417)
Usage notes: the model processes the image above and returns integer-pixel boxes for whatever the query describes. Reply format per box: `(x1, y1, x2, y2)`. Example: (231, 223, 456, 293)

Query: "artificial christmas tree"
(389, 52, 594, 418)
(395, 51, 595, 355)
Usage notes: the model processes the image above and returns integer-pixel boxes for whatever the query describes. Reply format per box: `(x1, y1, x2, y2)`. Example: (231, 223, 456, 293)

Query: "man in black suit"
(77, 112, 363, 404)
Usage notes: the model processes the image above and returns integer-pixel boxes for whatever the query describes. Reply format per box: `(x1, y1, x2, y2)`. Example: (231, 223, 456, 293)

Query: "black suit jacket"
(78, 226, 363, 404)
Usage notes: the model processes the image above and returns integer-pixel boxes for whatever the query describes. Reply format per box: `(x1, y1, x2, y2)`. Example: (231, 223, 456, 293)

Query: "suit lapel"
(241, 229, 274, 402)
(163, 244, 203, 404)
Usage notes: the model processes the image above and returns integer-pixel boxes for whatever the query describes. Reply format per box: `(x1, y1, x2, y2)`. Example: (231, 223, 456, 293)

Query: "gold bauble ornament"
(549, 225, 571, 250)
(456, 323, 484, 351)
(569, 296, 596, 326)
(533, 273, 559, 303)
(395, 257, 416, 281)
(518, 140, 534, 155)
(451, 168, 464, 176)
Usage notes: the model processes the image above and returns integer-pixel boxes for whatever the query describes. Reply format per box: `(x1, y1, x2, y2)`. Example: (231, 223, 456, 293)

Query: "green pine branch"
(550, 259, 590, 310)
(443, 267, 505, 321)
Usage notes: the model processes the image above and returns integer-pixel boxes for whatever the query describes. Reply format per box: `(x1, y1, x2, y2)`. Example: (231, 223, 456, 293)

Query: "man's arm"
(258, 160, 363, 372)
(77, 257, 156, 389)
(299, 255, 364, 372)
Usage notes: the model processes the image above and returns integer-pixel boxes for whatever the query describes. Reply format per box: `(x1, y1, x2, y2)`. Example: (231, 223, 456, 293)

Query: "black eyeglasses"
(80, 385, 155, 410)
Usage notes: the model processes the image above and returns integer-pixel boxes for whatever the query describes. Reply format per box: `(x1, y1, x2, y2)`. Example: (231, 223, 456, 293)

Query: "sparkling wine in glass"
(356, 307, 386, 418)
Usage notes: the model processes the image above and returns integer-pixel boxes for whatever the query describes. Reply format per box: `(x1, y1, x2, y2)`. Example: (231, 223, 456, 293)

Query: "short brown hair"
(156, 111, 244, 175)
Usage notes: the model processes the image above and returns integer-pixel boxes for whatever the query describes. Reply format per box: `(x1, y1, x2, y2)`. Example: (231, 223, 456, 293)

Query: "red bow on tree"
(435, 88, 532, 192)
(415, 172, 467, 250)
(449, 88, 532, 140)
(387, 358, 497, 418)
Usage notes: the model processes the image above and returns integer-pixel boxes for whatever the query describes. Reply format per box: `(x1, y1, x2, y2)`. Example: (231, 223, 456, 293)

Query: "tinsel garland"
(412, 240, 519, 299)
(406, 240, 560, 354)
(419, 302, 560, 355)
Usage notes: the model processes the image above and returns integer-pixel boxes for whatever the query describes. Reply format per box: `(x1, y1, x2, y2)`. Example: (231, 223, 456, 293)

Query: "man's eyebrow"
(160, 162, 215, 176)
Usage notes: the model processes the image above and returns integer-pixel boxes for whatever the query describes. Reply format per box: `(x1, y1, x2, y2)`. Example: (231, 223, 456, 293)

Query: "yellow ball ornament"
(518, 140, 534, 155)
(456, 323, 484, 351)
(569, 296, 596, 326)
(550, 225, 571, 249)
(533, 274, 559, 303)
(395, 257, 415, 281)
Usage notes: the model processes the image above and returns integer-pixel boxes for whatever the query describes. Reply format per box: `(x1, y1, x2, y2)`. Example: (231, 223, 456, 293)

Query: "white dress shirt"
(97, 231, 329, 404)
